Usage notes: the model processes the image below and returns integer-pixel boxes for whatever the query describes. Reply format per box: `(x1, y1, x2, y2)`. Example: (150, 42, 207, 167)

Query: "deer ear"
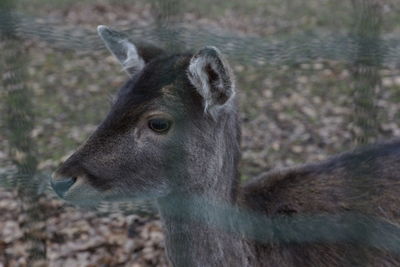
(97, 25, 145, 76)
(187, 46, 235, 114)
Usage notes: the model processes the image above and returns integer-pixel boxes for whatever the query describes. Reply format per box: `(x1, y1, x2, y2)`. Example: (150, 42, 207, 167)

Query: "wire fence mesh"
(1, 0, 400, 266)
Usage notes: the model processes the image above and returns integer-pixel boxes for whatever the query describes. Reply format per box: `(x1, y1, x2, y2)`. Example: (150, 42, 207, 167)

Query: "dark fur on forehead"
(100, 53, 195, 131)
(117, 53, 192, 100)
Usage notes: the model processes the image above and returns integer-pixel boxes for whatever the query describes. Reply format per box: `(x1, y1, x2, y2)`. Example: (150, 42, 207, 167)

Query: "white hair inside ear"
(188, 55, 213, 110)
(187, 46, 235, 119)
(120, 39, 145, 74)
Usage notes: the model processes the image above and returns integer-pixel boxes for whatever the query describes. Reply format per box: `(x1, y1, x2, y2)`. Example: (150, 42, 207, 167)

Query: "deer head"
(51, 26, 240, 207)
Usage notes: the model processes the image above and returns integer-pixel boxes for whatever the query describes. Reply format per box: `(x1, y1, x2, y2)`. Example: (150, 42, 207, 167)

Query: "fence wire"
(0, 10, 399, 68)
(1, 0, 400, 266)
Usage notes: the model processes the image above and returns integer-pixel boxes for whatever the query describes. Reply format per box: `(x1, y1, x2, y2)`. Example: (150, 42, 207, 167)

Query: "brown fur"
(241, 141, 400, 266)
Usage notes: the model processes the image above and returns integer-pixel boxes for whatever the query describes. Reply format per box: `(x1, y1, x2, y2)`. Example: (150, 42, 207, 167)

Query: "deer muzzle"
(50, 175, 77, 198)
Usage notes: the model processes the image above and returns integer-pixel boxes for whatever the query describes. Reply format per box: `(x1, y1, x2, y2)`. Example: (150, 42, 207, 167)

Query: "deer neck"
(157, 111, 252, 267)
(157, 192, 252, 267)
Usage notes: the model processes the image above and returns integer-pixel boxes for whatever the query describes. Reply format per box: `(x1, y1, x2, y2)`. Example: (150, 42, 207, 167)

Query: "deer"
(51, 25, 400, 267)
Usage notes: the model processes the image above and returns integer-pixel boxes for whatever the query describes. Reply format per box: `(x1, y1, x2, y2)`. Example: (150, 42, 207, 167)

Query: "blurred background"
(1, 0, 400, 266)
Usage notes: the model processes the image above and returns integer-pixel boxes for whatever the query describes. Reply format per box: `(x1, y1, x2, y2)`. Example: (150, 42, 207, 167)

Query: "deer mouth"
(50, 169, 107, 201)
(85, 172, 114, 192)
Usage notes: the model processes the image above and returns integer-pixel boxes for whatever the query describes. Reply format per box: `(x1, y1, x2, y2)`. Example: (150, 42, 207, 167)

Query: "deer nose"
(50, 175, 77, 198)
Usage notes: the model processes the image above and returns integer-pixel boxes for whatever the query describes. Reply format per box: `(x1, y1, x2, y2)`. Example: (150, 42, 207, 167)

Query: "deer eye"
(148, 118, 171, 133)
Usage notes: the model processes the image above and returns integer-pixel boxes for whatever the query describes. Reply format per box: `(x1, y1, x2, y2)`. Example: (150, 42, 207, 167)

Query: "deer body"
(51, 26, 400, 266)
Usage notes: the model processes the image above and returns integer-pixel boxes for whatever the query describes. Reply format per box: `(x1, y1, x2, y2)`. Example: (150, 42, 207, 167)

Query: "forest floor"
(1, 1, 400, 266)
